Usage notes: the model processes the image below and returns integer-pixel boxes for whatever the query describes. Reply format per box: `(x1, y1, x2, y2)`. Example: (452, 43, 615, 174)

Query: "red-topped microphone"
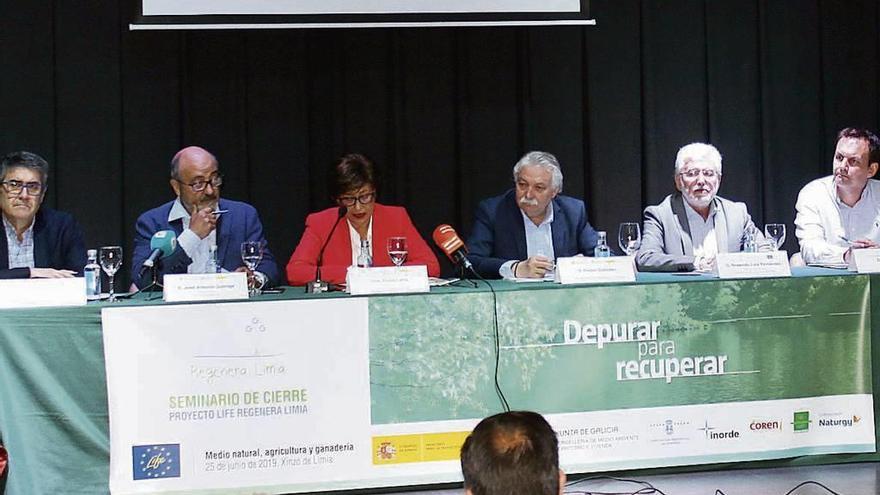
(432, 224, 473, 271)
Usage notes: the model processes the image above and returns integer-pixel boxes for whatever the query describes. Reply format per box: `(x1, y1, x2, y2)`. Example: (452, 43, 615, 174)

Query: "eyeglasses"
(337, 192, 376, 207)
(679, 168, 720, 179)
(1, 180, 44, 195)
(176, 175, 223, 192)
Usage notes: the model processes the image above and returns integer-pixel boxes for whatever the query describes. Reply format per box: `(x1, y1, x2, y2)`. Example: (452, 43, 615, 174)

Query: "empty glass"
(618, 223, 642, 256)
(764, 223, 786, 250)
(99, 246, 123, 302)
(240, 241, 263, 296)
(387, 237, 408, 267)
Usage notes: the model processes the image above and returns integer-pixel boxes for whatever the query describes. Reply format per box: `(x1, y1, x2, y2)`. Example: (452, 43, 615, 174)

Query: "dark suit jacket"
(466, 189, 599, 278)
(0, 208, 87, 279)
(131, 198, 279, 288)
(636, 193, 759, 272)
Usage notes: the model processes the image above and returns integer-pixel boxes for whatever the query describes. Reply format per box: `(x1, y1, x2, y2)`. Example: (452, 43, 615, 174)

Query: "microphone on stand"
(306, 206, 348, 293)
(139, 230, 178, 280)
(432, 224, 474, 273)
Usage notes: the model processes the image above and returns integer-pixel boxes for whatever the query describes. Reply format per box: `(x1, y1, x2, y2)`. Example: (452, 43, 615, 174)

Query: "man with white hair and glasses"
(636, 142, 760, 272)
(466, 151, 599, 279)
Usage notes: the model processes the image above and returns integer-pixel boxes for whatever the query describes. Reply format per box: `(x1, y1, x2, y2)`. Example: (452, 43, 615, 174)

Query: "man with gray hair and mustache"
(636, 142, 760, 272)
(466, 151, 599, 279)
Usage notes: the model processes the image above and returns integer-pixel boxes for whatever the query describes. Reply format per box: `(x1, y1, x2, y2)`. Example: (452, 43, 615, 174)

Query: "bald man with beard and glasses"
(795, 127, 880, 265)
(466, 151, 599, 279)
(636, 142, 761, 272)
(131, 146, 279, 289)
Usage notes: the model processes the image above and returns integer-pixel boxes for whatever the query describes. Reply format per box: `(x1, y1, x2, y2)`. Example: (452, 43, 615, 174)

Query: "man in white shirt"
(636, 143, 760, 272)
(795, 127, 880, 265)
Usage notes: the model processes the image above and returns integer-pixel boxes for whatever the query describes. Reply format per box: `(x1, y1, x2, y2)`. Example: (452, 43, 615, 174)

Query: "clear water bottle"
(357, 239, 373, 268)
(743, 226, 758, 253)
(207, 244, 220, 273)
(594, 231, 612, 257)
(84, 249, 101, 300)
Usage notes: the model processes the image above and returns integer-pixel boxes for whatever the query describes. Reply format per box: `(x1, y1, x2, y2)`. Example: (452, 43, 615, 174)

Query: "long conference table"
(1, 267, 878, 494)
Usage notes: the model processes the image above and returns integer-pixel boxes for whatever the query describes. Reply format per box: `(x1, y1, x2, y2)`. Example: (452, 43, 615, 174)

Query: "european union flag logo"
(132, 444, 181, 480)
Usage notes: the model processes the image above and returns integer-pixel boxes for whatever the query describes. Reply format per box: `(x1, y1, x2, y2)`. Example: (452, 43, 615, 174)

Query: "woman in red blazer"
(287, 154, 440, 286)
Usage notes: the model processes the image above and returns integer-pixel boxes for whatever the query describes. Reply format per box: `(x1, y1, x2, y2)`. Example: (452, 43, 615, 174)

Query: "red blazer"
(287, 203, 441, 285)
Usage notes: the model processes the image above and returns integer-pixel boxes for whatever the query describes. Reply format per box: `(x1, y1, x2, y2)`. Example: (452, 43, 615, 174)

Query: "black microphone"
(306, 206, 347, 293)
(432, 224, 474, 271)
(138, 230, 178, 279)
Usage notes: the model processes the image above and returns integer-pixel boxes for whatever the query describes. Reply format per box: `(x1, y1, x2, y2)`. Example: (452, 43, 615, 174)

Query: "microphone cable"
(466, 266, 510, 412)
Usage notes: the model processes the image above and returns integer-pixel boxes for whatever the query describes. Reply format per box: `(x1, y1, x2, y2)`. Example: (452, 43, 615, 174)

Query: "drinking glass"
(240, 241, 264, 296)
(618, 223, 642, 256)
(99, 246, 123, 302)
(387, 237, 408, 267)
(764, 223, 786, 250)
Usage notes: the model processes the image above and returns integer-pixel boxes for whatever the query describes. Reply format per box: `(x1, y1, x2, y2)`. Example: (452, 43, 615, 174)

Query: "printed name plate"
(0, 277, 86, 309)
(715, 251, 791, 279)
(163, 272, 249, 302)
(347, 265, 430, 295)
(553, 256, 636, 284)
(850, 248, 880, 273)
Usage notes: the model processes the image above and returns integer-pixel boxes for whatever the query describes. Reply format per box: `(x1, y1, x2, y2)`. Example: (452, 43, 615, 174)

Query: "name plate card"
(849, 248, 880, 273)
(347, 265, 430, 295)
(0, 277, 86, 309)
(715, 251, 791, 279)
(553, 256, 636, 285)
(163, 272, 249, 302)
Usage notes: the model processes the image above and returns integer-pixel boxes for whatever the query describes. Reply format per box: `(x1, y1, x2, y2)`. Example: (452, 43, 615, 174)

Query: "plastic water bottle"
(594, 231, 611, 257)
(357, 239, 373, 268)
(207, 244, 220, 273)
(743, 226, 758, 253)
(84, 249, 101, 300)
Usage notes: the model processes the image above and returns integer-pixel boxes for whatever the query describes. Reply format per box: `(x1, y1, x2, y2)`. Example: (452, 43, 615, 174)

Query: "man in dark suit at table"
(0, 151, 86, 279)
(460, 410, 565, 495)
(636, 142, 760, 272)
(466, 151, 599, 279)
(131, 146, 279, 289)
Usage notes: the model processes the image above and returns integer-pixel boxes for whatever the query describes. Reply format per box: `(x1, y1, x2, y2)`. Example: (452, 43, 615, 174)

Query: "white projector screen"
(133, 0, 593, 29)
(144, 0, 581, 16)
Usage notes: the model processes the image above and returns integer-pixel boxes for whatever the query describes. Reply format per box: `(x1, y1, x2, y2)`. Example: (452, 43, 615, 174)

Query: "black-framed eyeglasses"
(0, 180, 44, 195)
(176, 175, 223, 192)
(337, 191, 376, 207)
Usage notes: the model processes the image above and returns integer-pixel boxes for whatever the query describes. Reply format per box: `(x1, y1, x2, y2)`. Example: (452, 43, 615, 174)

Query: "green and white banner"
(369, 275, 875, 470)
(102, 275, 874, 494)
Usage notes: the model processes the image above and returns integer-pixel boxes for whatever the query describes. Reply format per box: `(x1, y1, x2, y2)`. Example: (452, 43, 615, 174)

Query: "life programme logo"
(132, 444, 181, 480)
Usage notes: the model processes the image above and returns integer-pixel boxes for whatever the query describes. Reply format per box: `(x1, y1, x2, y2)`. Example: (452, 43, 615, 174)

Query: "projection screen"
(133, 0, 593, 29)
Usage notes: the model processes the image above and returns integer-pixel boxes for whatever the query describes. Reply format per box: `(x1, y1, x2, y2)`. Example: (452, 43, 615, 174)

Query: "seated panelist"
(0, 151, 86, 279)
(286, 153, 440, 286)
(131, 146, 279, 289)
(466, 151, 599, 279)
(636, 142, 760, 272)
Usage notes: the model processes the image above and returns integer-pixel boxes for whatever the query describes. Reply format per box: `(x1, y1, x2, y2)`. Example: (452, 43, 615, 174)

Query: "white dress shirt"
(3, 215, 35, 269)
(683, 200, 719, 259)
(348, 217, 373, 267)
(500, 206, 554, 279)
(168, 199, 217, 273)
(795, 176, 880, 264)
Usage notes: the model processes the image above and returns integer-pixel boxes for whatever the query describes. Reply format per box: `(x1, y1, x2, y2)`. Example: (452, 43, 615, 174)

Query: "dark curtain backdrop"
(1, 0, 878, 285)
